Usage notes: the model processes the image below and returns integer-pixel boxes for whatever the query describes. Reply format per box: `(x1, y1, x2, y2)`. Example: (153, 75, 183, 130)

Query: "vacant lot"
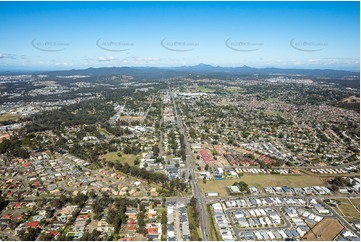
(341, 95, 360, 103)
(120, 116, 145, 122)
(101, 152, 138, 166)
(190, 85, 217, 93)
(350, 198, 360, 207)
(0, 113, 21, 122)
(198, 173, 326, 197)
(303, 218, 344, 241)
(334, 198, 360, 222)
(241, 174, 325, 187)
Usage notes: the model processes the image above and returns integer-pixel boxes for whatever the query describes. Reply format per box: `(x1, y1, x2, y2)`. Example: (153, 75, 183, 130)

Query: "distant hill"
(1, 64, 358, 80)
(37, 64, 358, 78)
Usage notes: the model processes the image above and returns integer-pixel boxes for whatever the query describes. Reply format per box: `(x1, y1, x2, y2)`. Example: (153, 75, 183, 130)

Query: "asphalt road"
(170, 88, 209, 241)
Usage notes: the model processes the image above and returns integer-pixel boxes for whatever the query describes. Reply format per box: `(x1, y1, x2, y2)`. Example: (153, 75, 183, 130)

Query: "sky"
(0, 1, 359, 71)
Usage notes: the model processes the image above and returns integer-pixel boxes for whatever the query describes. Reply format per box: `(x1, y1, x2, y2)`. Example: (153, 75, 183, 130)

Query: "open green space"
(334, 198, 360, 222)
(198, 173, 326, 197)
(98, 127, 114, 137)
(101, 152, 138, 166)
(189, 85, 223, 93)
(350, 198, 360, 207)
(0, 113, 21, 122)
(207, 204, 221, 241)
(187, 205, 201, 241)
(264, 111, 283, 117)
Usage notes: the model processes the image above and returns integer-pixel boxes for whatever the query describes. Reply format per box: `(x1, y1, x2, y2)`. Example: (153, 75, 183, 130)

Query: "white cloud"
(54, 62, 74, 66)
(307, 57, 360, 65)
(0, 53, 16, 59)
(97, 56, 117, 62)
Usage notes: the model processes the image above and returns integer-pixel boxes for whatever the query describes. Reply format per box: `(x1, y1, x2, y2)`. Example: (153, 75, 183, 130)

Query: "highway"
(169, 88, 209, 241)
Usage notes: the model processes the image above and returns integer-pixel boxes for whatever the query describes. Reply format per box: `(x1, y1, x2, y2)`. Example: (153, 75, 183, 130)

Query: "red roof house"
(127, 225, 136, 231)
(27, 221, 40, 228)
(1, 214, 11, 220)
(14, 202, 23, 209)
(147, 227, 159, 235)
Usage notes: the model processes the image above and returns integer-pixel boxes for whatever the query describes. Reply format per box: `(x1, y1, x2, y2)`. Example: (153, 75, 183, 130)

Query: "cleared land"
(341, 95, 360, 103)
(334, 198, 360, 222)
(0, 113, 21, 122)
(101, 152, 138, 166)
(350, 198, 360, 207)
(198, 174, 326, 197)
(120, 116, 145, 122)
(303, 218, 344, 241)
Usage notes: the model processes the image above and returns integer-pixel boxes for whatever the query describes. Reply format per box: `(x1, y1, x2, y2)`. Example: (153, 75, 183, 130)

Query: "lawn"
(101, 152, 138, 166)
(0, 113, 21, 122)
(303, 218, 344, 241)
(198, 174, 326, 197)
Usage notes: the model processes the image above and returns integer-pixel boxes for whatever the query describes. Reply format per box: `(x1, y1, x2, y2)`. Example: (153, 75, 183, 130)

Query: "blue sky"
(0, 1, 359, 71)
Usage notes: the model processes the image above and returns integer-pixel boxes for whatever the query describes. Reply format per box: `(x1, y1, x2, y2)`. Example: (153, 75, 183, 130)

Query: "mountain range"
(1, 64, 359, 79)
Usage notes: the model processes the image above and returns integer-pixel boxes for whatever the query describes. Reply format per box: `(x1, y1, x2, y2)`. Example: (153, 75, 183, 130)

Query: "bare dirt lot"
(303, 218, 344, 241)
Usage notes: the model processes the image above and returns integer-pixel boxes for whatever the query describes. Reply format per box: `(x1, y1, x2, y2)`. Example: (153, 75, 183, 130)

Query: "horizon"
(0, 63, 360, 74)
(0, 1, 360, 71)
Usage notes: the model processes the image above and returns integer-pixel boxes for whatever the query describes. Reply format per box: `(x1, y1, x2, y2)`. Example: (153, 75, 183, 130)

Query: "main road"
(169, 88, 209, 241)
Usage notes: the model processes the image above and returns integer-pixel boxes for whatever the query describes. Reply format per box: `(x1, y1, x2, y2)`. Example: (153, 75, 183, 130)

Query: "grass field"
(198, 174, 326, 197)
(0, 113, 21, 122)
(207, 204, 221, 241)
(303, 218, 344, 241)
(101, 152, 138, 166)
(120, 116, 145, 122)
(264, 111, 283, 117)
(189, 85, 217, 93)
(98, 128, 114, 137)
(187, 205, 201, 241)
(334, 198, 360, 222)
(350, 198, 360, 207)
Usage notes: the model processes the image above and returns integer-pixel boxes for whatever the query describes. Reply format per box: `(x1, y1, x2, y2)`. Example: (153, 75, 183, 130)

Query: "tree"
(134, 157, 140, 166)
(20, 228, 41, 241)
(38, 232, 54, 241)
(233, 181, 249, 192)
(331, 177, 348, 187)
(73, 193, 88, 206)
(189, 196, 200, 224)
(0, 191, 9, 212)
(204, 164, 209, 171)
(331, 185, 339, 192)
(152, 144, 160, 157)
(161, 210, 167, 240)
